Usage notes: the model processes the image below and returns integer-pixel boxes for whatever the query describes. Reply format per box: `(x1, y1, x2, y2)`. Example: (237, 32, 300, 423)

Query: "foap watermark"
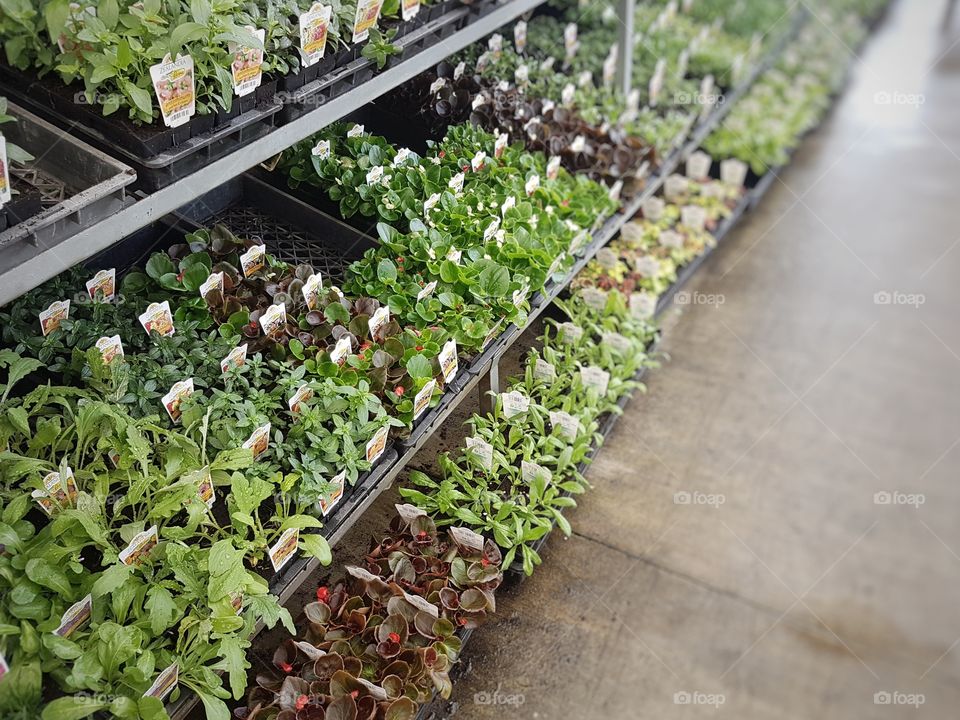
(473, 684, 525, 707)
(674, 91, 726, 107)
(874, 491, 925, 508)
(674, 490, 725, 508)
(873, 91, 925, 107)
(874, 691, 925, 707)
(674, 691, 726, 707)
(873, 290, 925, 308)
(676, 290, 725, 308)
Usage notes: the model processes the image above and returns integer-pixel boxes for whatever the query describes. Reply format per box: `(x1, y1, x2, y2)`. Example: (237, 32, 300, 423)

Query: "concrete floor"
(441, 1, 960, 717)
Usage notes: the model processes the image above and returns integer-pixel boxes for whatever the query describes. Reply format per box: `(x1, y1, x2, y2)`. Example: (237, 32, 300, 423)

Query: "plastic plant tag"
(144, 663, 179, 702)
(699, 75, 716, 115)
(230, 27, 265, 97)
(562, 83, 576, 105)
(240, 424, 269, 462)
(413, 379, 436, 421)
(288, 384, 314, 414)
(488, 33, 503, 56)
(240, 244, 266, 277)
(630, 292, 657, 320)
(547, 252, 566, 279)
(33, 467, 77, 516)
(366, 425, 389, 463)
(659, 229, 684, 249)
(330, 335, 352, 364)
(0, 653, 9, 681)
(546, 155, 561, 181)
(162, 379, 194, 424)
(54, 594, 92, 638)
(627, 88, 641, 112)
(195, 466, 215, 508)
(439, 339, 458, 383)
(569, 135, 586, 154)
(352, 0, 384, 43)
(541, 99, 556, 115)
(564, 23, 578, 57)
(578, 71, 592, 88)
(312, 139, 331, 158)
(454, 61, 466, 80)
(603, 53, 616, 88)
(643, 196, 665, 221)
(424, 192, 441, 211)
(515, 64, 529, 86)
(402, 0, 420, 22)
(686, 151, 712, 180)
(559, 322, 583, 344)
(533, 358, 556, 381)
(347, 123, 365, 137)
(521, 459, 552, 485)
(300, 3, 332, 66)
(483, 217, 501, 241)
(0, 135, 9, 205)
(268, 528, 299, 572)
(549, 410, 580, 442)
(39, 299, 70, 337)
(95, 335, 124, 364)
(500, 390, 529, 419)
(417, 280, 437, 300)
(581, 287, 608, 311)
(447, 247, 462, 264)
(150, 54, 195, 128)
(512, 283, 528, 308)
(120, 525, 159, 566)
(664, 174, 689, 200)
(465, 436, 493, 471)
(368, 306, 390, 339)
(501, 195, 516, 216)
(449, 172, 465, 193)
(85, 269, 116, 302)
(221, 344, 248, 373)
(608, 179, 624, 201)
(259, 303, 287, 339)
(525, 174, 540, 196)
(649, 58, 666, 106)
(139, 301, 175, 338)
(319, 471, 346, 516)
(596, 247, 618, 270)
(580, 366, 611, 396)
(514, 20, 527, 53)
(366, 165, 385, 185)
(602, 331, 632, 355)
(449, 526, 485, 554)
(634, 255, 661, 279)
(393, 147, 412, 166)
(476, 51, 491, 72)
(197, 271, 223, 303)
(471, 151, 486, 171)
(721, 158, 748, 187)
(302, 273, 323, 310)
(681, 205, 707, 231)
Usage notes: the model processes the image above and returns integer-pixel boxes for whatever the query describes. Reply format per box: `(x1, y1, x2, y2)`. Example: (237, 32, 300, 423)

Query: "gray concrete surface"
(439, 1, 960, 717)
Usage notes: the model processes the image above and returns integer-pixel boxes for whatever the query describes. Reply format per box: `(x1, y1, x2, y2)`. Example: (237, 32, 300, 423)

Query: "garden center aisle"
(446, 0, 960, 717)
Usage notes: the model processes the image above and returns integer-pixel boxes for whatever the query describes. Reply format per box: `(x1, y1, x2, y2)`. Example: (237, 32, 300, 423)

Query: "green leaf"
(145, 253, 176, 281)
(477, 264, 510, 298)
(215, 635, 249, 699)
(405, 354, 433, 380)
(92, 563, 132, 598)
(25, 558, 72, 597)
(41, 696, 108, 720)
(377, 259, 398, 284)
(145, 586, 178, 635)
(439, 260, 458, 284)
(299, 534, 332, 566)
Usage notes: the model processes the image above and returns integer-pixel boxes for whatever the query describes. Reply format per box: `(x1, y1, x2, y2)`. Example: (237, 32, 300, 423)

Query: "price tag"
(500, 390, 529, 418)
(85, 268, 116, 302)
(221, 344, 247, 373)
(229, 27, 265, 97)
(240, 244, 266, 277)
(150, 54, 195, 128)
(268, 528, 299, 572)
(580, 366, 611, 396)
(319, 471, 346, 516)
(439, 339, 458, 383)
(258, 303, 287, 339)
(299, 3, 332, 66)
(352, 0, 384, 43)
(242, 423, 271, 460)
(413, 379, 436, 421)
(366, 425, 389, 463)
(39, 299, 70, 337)
(119, 525, 159, 566)
(465, 436, 493, 470)
(162, 379, 194, 424)
(95, 335, 124, 365)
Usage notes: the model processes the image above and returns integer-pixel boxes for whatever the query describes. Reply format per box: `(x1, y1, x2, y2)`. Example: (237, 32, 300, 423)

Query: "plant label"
(513, 283, 528, 308)
(199, 271, 224, 302)
(541, 99, 555, 115)
(301, 273, 324, 310)
(569, 230, 589, 255)
(500, 390, 529, 419)
(401, 0, 420, 21)
(0, 653, 7, 681)
(366, 165, 385, 186)
(541, 156, 562, 183)
(368, 306, 390, 339)
(120, 525, 159, 566)
(564, 23, 578, 57)
(514, 20, 527, 53)
(547, 252, 566, 279)
(258, 303, 287, 340)
(230, 27, 265, 97)
(107, 449, 121, 469)
(195, 466, 215, 509)
(681, 205, 707, 232)
(559, 322, 583, 344)
(449, 526, 485, 555)
(330, 335, 352, 364)
(393, 147, 412, 166)
(686, 150, 712, 180)
(424, 192, 441, 212)
(366, 425, 389, 463)
(221, 344, 248, 373)
(33, 467, 78, 517)
(440, 339, 458, 383)
(448, 172, 465, 194)
(581, 287, 608, 311)
(0, 135, 9, 205)
(721, 158, 748, 187)
(288, 384, 314, 415)
(312, 139, 331, 158)
(447, 247, 462, 264)
(243, 423, 271, 460)
(501, 195, 516, 216)
(562, 83, 575, 106)
(150, 54, 195, 128)
(299, 3, 332, 66)
(533, 358, 556, 382)
(549, 410, 580, 442)
(144, 663, 179, 702)
(521, 459, 552, 485)
(608, 179, 624, 202)
(138, 301, 175, 338)
(352, 0, 384, 43)
(162, 378, 194, 424)
(488, 33, 503, 56)
(39, 299, 70, 337)
(664, 173, 689, 200)
(428, 77, 446, 95)
(483, 217, 500, 241)
(634, 255, 661, 279)
(642, 196, 665, 221)
(95, 335, 124, 365)
(465, 436, 493, 471)
(602, 53, 616, 89)
(659, 229, 684, 249)
(569, 135, 586, 154)
(602, 331, 632, 355)
(319, 471, 346, 516)
(541, 56, 556, 72)
(596, 247, 618, 270)
(649, 58, 666, 106)
(85, 268, 116, 302)
(515, 64, 529, 86)
(417, 280, 437, 300)
(413, 379, 436, 421)
(347, 123, 365, 138)
(699, 75, 716, 115)
(54, 594, 92, 638)
(578, 70, 592, 88)
(471, 151, 486, 172)
(240, 244, 266, 278)
(525, 174, 540, 196)
(580, 366, 611, 396)
(268, 528, 299, 572)
(475, 51, 491, 73)
(454, 61, 466, 80)
(627, 88, 641, 112)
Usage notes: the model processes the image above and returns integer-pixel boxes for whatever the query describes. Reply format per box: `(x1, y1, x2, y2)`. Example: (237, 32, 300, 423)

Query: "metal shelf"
(0, 0, 547, 307)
